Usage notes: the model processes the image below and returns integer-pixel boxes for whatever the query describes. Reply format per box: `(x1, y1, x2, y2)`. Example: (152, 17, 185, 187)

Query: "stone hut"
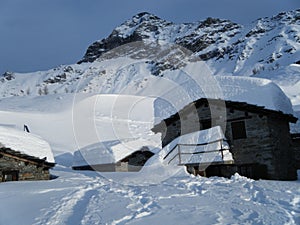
(72, 139, 157, 172)
(73, 146, 154, 172)
(0, 147, 55, 182)
(0, 126, 55, 182)
(152, 98, 298, 181)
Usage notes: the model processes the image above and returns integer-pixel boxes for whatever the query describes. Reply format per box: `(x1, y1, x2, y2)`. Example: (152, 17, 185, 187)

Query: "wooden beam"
(0, 148, 54, 168)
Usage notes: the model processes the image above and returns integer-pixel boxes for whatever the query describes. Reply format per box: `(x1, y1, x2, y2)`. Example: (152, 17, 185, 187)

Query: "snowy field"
(0, 166, 299, 225)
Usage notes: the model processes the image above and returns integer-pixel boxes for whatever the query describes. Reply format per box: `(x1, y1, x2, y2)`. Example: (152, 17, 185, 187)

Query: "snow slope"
(0, 94, 79, 156)
(0, 58, 294, 115)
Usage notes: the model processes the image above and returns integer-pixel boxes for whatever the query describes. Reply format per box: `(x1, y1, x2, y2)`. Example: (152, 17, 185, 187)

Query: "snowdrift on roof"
(154, 63, 294, 120)
(215, 76, 294, 115)
(73, 138, 159, 167)
(0, 126, 55, 163)
(72, 94, 160, 150)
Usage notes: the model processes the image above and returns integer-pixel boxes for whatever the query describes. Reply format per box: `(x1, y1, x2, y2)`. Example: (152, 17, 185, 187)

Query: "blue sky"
(0, 0, 298, 74)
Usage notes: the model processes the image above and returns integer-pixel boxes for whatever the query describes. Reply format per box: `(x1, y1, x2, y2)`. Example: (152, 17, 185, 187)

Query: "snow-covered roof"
(215, 76, 294, 115)
(154, 72, 295, 123)
(0, 126, 55, 163)
(160, 126, 233, 165)
(73, 138, 159, 167)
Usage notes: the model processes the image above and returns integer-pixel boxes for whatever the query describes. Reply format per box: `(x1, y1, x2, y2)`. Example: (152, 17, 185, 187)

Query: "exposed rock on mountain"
(79, 10, 300, 78)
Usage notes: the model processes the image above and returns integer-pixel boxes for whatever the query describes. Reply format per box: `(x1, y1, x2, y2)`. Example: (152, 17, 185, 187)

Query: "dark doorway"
(2, 171, 19, 182)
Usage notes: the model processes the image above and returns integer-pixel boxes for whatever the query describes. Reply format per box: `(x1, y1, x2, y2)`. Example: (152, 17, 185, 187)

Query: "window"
(201, 119, 211, 130)
(231, 121, 247, 140)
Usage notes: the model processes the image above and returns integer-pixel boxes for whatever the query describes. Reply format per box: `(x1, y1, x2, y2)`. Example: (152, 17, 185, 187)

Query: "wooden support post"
(178, 145, 181, 165)
(220, 140, 224, 160)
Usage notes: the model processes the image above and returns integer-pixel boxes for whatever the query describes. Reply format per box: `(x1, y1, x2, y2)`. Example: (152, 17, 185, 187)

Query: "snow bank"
(0, 126, 55, 163)
(160, 126, 233, 165)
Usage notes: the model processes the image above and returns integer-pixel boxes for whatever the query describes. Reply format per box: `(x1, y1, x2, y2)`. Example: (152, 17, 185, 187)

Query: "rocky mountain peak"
(78, 12, 239, 64)
(131, 12, 163, 23)
(117, 11, 169, 33)
(78, 12, 173, 64)
(78, 9, 299, 79)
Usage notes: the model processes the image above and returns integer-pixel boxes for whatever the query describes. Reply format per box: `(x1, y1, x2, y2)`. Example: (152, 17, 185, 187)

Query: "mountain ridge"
(79, 9, 300, 77)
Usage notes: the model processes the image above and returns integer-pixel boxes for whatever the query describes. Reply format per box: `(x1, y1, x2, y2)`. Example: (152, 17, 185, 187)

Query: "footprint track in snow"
(33, 179, 105, 225)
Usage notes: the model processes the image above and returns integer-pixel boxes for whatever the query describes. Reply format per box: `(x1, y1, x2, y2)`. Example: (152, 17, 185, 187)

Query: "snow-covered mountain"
(1, 10, 299, 134)
(79, 10, 300, 77)
(0, 10, 299, 99)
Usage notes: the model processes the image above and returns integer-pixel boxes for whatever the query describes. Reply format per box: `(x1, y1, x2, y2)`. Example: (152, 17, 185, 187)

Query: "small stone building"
(152, 98, 298, 180)
(73, 146, 154, 172)
(0, 147, 55, 182)
(0, 126, 55, 182)
(72, 137, 158, 173)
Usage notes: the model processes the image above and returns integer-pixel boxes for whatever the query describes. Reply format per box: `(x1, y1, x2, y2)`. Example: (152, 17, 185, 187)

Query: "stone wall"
(291, 135, 300, 169)
(0, 154, 50, 182)
(153, 101, 297, 180)
(267, 117, 297, 180)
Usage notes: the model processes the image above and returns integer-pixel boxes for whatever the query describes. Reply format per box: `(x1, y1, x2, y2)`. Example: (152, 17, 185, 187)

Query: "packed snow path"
(0, 167, 299, 225)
